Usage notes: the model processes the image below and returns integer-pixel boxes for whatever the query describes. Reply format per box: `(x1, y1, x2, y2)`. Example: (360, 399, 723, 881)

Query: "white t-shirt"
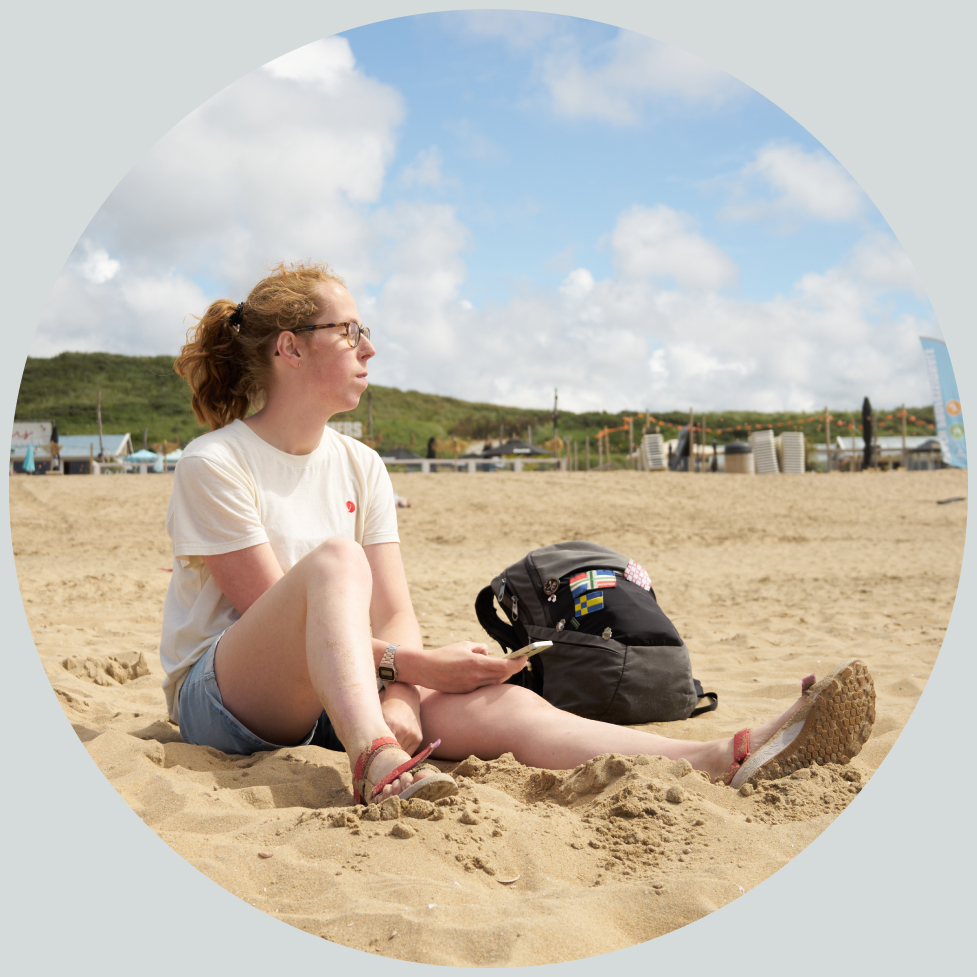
(160, 419, 400, 723)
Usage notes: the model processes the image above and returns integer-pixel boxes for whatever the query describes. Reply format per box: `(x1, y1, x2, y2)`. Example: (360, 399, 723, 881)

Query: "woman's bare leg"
(213, 537, 428, 798)
(418, 685, 808, 783)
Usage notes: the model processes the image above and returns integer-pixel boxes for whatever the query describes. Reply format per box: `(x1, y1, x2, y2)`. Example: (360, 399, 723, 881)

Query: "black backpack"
(474, 541, 717, 725)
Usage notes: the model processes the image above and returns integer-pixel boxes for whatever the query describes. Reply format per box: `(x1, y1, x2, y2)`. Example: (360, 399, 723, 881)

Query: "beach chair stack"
(775, 432, 806, 474)
(640, 433, 667, 471)
(748, 430, 780, 474)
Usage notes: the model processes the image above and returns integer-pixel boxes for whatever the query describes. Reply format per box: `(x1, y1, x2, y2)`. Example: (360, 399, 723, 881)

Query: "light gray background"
(3, 2, 973, 973)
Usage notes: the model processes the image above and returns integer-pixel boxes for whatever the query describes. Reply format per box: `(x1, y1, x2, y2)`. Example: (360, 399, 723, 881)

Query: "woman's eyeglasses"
(292, 321, 371, 347)
(274, 321, 371, 355)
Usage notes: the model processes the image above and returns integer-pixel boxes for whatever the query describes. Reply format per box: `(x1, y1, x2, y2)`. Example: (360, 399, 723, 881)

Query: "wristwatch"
(378, 643, 399, 683)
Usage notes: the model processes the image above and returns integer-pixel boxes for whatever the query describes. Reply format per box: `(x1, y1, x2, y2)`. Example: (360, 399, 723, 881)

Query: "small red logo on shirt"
(346, 501, 355, 513)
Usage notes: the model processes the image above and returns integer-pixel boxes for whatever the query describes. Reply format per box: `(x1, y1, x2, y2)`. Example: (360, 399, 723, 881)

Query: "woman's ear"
(275, 331, 303, 367)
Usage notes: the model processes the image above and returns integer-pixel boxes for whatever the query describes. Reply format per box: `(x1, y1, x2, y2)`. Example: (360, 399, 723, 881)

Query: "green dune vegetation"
(15, 352, 937, 466)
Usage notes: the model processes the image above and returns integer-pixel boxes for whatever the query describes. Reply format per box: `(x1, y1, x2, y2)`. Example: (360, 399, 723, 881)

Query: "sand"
(10, 467, 967, 966)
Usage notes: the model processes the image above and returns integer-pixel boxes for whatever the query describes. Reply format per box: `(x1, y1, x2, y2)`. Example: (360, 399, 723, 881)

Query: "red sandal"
(722, 660, 875, 789)
(721, 672, 818, 785)
(352, 737, 458, 805)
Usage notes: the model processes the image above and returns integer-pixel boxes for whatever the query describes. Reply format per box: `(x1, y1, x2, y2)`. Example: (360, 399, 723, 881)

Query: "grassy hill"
(14, 352, 937, 461)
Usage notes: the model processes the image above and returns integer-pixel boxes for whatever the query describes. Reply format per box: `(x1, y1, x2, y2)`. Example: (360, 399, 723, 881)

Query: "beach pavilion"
(11, 433, 135, 475)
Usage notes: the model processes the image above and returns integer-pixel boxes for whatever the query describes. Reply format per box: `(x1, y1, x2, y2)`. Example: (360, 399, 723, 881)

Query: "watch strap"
(378, 643, 399, 683)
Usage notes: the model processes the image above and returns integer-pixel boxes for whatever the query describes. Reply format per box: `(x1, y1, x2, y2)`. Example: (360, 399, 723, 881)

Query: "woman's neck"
(243, 399, 331, 456)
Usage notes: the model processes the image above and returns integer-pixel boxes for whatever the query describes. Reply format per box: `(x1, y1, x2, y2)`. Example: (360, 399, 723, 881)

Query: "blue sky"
(32, 10, 938, 413)
(347, 14, 910, 310)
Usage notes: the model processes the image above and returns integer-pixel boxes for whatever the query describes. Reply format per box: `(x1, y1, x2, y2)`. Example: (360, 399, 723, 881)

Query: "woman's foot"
(350, 737, 457, 804)
(699, 694, 809, 783)
(704, 660, 876, 785)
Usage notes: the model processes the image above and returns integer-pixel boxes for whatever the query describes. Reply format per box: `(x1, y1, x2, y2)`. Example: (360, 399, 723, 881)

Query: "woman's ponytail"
(175, 299, 252, 430)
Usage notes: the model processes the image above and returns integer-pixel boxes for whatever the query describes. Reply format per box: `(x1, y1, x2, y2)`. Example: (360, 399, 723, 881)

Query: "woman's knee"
(498, 684, 555, 713)
(301, 537, 370, 585)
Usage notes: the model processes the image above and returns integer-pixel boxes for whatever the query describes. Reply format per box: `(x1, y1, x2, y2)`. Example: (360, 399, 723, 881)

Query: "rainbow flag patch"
(570, 570, 617, 597)
(574, 590, 605, 617)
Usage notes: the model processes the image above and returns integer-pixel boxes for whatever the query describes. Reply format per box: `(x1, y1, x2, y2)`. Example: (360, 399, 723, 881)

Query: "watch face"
(378, 666, 396, 681)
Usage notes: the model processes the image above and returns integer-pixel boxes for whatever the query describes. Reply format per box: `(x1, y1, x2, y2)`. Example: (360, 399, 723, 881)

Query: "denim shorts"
(178, 632, 344, 755)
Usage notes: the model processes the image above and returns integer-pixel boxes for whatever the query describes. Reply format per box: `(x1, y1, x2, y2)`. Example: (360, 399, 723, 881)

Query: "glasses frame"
(273, 321, 370, 355)
(292, 321, 370, 347)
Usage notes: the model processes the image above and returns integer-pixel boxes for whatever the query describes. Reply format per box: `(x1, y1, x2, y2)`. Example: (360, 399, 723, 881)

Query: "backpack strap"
(475, 585, 521, 654)
(689, 678, 718, 718)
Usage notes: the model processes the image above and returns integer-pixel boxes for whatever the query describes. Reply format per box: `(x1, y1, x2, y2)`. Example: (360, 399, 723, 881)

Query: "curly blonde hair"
(175, 262, 346, 430)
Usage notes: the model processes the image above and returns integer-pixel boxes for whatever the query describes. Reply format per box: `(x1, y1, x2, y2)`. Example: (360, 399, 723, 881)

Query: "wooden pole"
(901, 403, 907, 470)
(586, 436, 590, 471)
(628, 417, 634, 470)
(96, 390, 105, 462)
(824, 406, 831, 472)
(598, 433, 603, 470)
(699, 414, 707, 472)
(573, 438, 578, 472)
(688, 407, 694, 473)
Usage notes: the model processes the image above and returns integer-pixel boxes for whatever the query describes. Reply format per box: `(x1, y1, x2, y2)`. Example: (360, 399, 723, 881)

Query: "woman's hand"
(397, 641, 528, 694)
(380, 682, 424, 755)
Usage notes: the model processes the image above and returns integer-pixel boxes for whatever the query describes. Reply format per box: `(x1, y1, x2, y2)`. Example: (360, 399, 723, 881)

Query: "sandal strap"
(722, 728, 752, 785)
(368, 738, 442, 802)
(732, 729, 751, 763)
(352, 737, 400, 804)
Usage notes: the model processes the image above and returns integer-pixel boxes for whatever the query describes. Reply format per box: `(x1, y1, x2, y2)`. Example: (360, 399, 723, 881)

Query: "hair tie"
(229, 302, 244, 327)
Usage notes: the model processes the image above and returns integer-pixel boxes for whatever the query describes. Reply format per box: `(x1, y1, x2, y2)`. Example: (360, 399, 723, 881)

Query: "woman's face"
(299, 282, 375, 415)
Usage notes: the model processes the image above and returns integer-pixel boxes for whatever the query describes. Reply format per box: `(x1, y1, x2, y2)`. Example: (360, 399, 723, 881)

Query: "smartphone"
(488, 640, 553, 660)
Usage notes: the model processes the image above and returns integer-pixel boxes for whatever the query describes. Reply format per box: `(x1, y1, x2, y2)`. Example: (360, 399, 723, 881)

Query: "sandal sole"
(731, 659, 875, 788)
(398, 772, 458, 803)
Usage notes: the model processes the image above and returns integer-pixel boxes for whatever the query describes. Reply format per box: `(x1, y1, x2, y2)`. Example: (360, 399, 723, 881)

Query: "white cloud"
(723, 142, 866, 223)
(399, 146, 444, 188)
(32, 37, 406, 355)
(444, 118, 505, 161)
(77, 240, 120, 285)
(542, 31, 746, 125)
(262, 36, 356, 91)
(847, 232, 926, 296)
(365, 219, 932, 414)
(449, 14, 745, 126)
(452, 10, 563, 51)
(609, 204, 738, 290)
(30, 31, 934, 419)
(31, 261, 208, 358)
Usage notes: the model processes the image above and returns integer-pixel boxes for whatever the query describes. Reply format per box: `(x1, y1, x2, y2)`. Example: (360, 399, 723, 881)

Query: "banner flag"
(920, 337, 966, 469)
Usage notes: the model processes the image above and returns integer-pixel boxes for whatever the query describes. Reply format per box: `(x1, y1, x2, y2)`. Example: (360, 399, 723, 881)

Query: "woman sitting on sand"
(160, 262, 875, 806)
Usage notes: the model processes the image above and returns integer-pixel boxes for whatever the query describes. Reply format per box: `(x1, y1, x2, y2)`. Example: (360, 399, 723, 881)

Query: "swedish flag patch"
(574, 590, 604, 617)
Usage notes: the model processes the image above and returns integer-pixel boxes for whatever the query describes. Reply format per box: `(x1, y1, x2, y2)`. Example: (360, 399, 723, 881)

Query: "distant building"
(11, 432, 133, 475)
(809, 435, 940, 471)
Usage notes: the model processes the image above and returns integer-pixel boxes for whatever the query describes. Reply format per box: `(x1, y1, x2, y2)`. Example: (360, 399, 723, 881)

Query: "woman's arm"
(364, 542, 424, 652)
(365, 542, 527, 693)
(202, 543, 283, 614)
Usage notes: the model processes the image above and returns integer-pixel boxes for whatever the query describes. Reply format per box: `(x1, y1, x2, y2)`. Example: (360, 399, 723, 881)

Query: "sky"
(30, 10, 940, 414)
